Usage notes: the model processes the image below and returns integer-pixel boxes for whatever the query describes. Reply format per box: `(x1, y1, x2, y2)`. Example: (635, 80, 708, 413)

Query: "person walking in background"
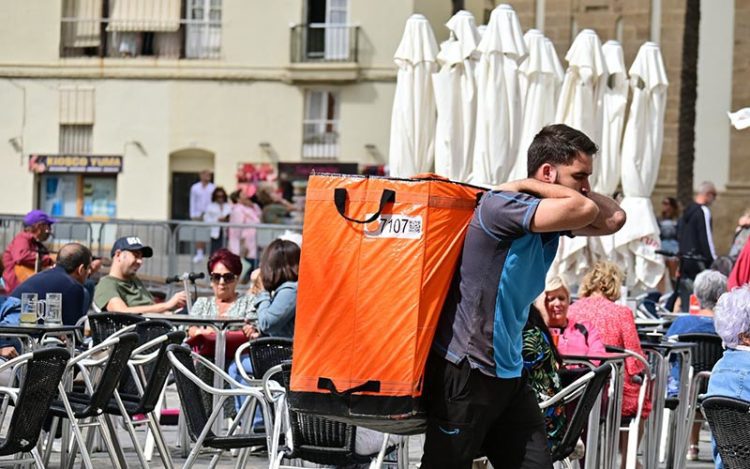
(659, 197, 681, 284)
(189, 170, 215, 263)
(676, 181, 718, 311)
(1, 210, 56, 293)
(228, 186, 262, 270)
(203, 187, 232, 254)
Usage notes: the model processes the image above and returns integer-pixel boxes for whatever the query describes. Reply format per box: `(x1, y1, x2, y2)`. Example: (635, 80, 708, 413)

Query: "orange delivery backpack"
(289, 173, 483, 434)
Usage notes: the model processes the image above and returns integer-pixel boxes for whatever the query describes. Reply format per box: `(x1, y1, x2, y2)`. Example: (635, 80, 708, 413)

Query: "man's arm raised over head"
(569, 192, 627, 236)
(496, 179, 599, 233)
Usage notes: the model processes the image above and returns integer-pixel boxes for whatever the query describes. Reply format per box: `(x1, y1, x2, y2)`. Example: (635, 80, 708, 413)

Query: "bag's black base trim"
(289, 390, 427, 435)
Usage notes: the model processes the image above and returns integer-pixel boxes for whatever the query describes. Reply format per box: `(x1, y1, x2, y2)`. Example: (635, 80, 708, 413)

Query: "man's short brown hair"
(527, 124, 599, 176)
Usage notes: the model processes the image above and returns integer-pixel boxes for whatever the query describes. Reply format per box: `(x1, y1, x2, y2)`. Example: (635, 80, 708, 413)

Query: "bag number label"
(364, 214, 423, 239)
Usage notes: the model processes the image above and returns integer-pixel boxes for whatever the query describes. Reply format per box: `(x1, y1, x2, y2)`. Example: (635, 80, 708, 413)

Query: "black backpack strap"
(574, 323, 589, 346)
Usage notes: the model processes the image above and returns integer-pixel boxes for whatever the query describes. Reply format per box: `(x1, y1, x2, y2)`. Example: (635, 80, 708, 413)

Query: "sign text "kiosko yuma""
(28, 154, 123, 174)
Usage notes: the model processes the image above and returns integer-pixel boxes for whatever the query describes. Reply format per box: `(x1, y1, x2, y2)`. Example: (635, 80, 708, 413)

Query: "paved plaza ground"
(65, 406, 717, 469)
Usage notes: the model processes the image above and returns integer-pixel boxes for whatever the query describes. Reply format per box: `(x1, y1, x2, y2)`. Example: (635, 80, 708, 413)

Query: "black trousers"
(420, 355, 553, 469)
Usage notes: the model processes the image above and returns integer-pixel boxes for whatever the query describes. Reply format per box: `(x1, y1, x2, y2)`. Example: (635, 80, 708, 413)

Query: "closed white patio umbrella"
(553, 29, 607, 286)
(389, 14, 438, 178)
(614, 42, 669, 292)
(591, 40, 630, 260)
(432, 10, 480, 182)
(509, 30, 563, 181)
(471, 4, 526, 186)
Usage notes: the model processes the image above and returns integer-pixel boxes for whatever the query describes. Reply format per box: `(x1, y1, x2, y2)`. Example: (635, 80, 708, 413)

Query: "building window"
(303, 90, 340, 159)
(59, 125, 93, 154)
(292, 0, 357, 63)
(60, 0, 222, 59)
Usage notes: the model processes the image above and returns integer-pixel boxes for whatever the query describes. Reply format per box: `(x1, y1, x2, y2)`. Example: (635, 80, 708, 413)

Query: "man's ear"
(538, 163, 557, 184)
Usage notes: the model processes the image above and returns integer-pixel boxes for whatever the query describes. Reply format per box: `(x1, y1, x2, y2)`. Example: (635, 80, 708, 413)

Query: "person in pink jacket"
(540, 276, 607, 359)
(227, 187, 261, 268)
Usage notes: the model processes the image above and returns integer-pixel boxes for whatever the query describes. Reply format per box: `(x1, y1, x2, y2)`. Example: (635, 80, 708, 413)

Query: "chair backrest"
(278, 361, 368, 465)
(136, 330, 185, 414)
(702, 396, 750, 469)
(167, 344, 215, 442)
(675, 333, 724, 373)
(551, 363, 612, 462)
(119, 319, 174, 396)
(249, 337, 293, 379)
(88, 313, 145, 345)
(0, 347, 70, 455)
(80, 332, 140, 417)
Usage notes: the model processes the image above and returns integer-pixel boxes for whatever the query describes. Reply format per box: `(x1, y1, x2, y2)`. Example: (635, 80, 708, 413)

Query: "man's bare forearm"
(572, 192, 626, 236)
(495, 178, 586, 201)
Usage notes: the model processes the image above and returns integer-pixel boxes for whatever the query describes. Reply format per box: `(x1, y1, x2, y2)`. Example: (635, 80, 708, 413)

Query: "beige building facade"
(0, 0, 747, 253)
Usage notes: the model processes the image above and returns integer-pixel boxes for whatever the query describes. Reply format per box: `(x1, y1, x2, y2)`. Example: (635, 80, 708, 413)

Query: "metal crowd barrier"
(0, 214, 301, 289)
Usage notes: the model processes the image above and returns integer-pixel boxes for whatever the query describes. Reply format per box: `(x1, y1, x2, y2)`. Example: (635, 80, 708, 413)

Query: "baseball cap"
(23, 210, 56, 227)
(111, 236, 154, 258)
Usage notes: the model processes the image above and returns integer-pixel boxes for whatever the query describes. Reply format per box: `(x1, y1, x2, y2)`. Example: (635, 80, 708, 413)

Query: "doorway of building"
(168, 148, 215, 220)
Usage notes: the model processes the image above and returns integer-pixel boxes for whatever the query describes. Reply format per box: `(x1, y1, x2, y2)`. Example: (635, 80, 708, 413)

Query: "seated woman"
(228, 238, 299, 428)
(522, 305, 566, 453)
(243, 238, 300, 340)
(705, 286, 750, 469)
(567, 261, 651, 469)
(189, 248, 255, 327)
(540, 276, 606, 359)
(187, 249, 255, 415)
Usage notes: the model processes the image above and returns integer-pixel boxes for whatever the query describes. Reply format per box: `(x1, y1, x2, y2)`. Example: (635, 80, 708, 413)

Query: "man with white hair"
(666, 269, 726, 460)
(667, 270, 726, 336)
(706, 286, 750, 468)
(676, 181, 718, 311)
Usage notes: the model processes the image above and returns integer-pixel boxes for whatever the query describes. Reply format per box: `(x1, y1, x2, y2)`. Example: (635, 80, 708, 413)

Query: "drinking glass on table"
(45, 293, 63, 325)
(20, 293, 38, 325)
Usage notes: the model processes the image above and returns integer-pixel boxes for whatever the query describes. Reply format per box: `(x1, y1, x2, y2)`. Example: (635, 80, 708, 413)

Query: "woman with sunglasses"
(188, 249, 256, 337)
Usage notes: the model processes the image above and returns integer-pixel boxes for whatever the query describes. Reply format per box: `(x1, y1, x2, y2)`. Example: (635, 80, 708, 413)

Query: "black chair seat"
(49, 396, 101, 419)
(204, 434, 267, 449)
(665, 397, 679, 410)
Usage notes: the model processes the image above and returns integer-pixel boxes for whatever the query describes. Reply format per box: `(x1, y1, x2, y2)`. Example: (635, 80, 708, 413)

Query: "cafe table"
(640, 340, 695, 469)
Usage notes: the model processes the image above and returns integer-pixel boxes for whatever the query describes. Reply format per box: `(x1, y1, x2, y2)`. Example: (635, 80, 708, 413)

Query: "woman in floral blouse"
(523, 305, 566, 452)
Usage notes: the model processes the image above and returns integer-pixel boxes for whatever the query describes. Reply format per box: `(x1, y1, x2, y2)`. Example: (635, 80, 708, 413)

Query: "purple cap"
(23, 210, 56, 227)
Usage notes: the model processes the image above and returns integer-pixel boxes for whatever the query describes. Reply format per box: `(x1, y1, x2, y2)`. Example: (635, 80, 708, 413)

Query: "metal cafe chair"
(0, 347, 70, 468)
(99, 330, 185, 469)
(262, 361, 402, 469)
(44, 332, 139, 469)
(167, 344, 271, 469)
(539, 363, 612, 469)
(702, 396, 750, 469)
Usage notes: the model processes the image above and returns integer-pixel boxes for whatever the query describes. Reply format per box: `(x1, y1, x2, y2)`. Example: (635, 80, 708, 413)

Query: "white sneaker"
(192, 252, 205, 263)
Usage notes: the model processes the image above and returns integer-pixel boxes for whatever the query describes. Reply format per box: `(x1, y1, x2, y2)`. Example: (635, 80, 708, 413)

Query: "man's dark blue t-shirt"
(433, 191, 560, 378)
(11, 266, 88, 325)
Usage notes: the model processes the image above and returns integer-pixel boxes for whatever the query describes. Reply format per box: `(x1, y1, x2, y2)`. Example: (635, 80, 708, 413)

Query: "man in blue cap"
(94, 236, 186, 313)
(1, 210, 55, 293)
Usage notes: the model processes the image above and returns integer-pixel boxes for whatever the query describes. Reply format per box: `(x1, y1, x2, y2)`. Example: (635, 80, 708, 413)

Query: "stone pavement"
(69, 423, 717, 468)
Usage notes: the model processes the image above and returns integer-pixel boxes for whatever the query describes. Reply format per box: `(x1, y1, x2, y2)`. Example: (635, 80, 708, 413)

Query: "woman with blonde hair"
(568, 261, 651, 469)
(539, 276, 606, 359)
